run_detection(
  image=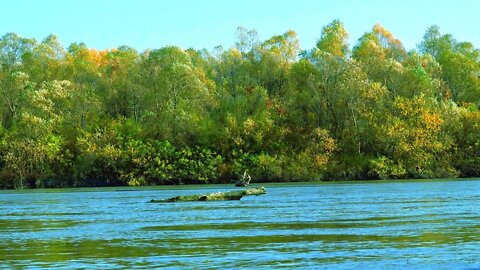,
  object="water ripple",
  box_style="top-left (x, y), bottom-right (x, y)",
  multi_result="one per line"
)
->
top-left (0, 179), bottom-right (479, 269)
